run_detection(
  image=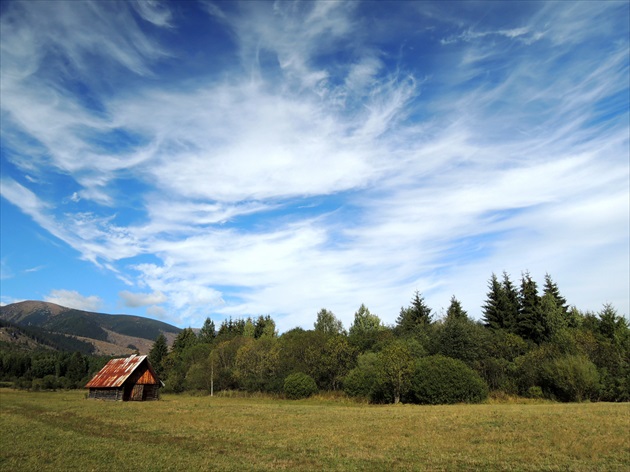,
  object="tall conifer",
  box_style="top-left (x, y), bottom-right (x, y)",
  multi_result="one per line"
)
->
top-left (516, 272), bottom-right (544, 343)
